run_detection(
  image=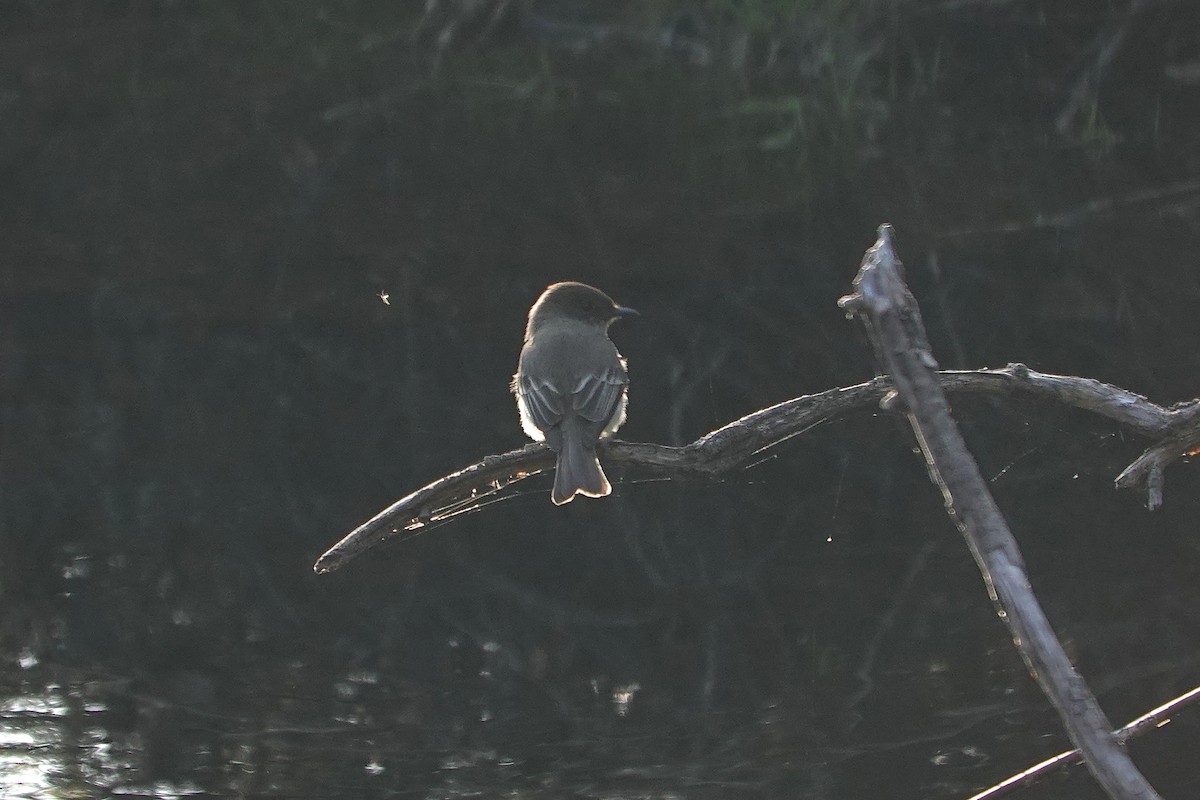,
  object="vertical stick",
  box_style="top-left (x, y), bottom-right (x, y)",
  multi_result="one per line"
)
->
top-left (839, 225), bottom-right (1160, 800)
